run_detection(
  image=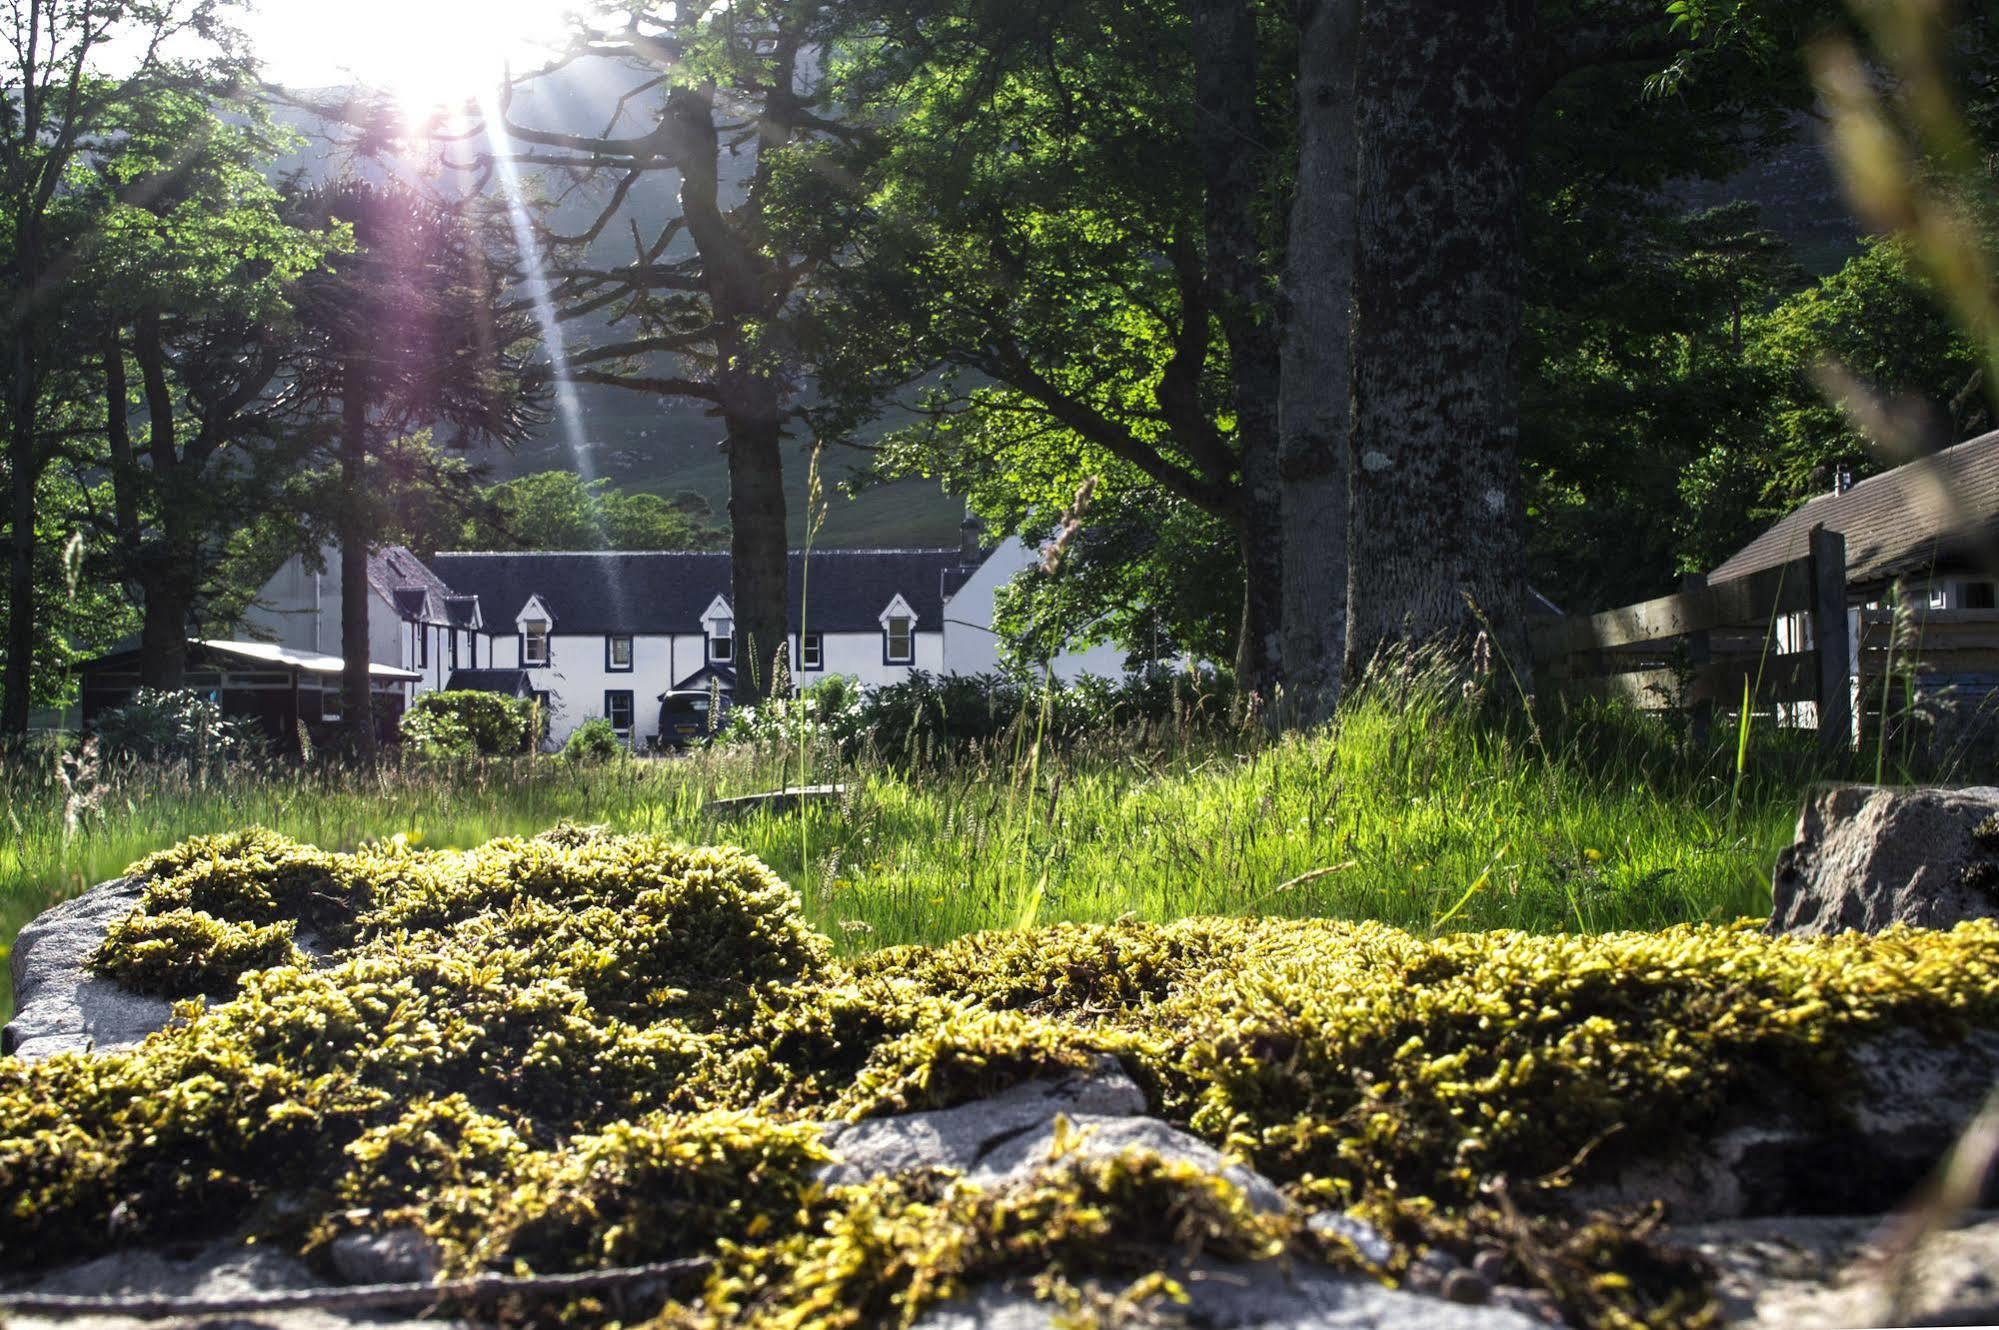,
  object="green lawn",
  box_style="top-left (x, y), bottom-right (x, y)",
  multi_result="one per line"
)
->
top-left (1, 688), bottom-right (1827, 1025)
